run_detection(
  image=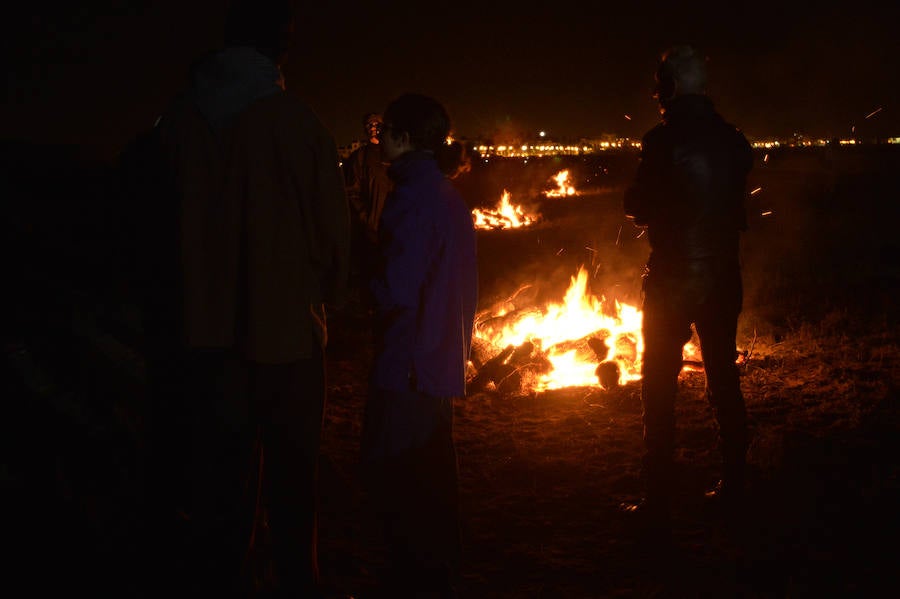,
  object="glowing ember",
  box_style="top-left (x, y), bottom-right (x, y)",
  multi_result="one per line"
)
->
top-left (472, 190), bottom-right (540, 230)
top-left (544, 169), bottom-right (577, 198)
